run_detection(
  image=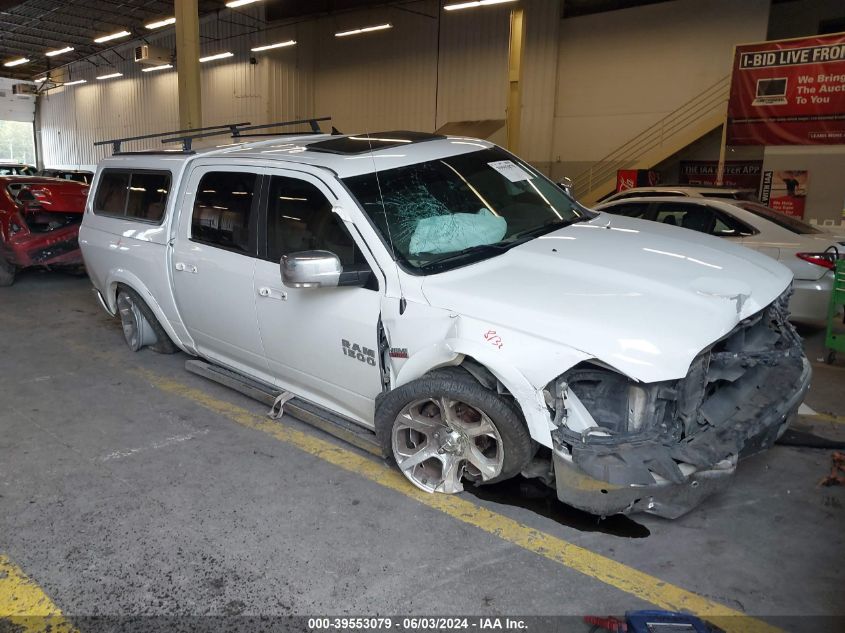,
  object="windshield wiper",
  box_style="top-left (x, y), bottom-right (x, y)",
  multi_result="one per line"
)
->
top-left (418, 243), bottom-right (509, 271)
top-left (418, 217), bottom-right (588, 272)
top-left (506, 216), bottom-right (587, 243)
